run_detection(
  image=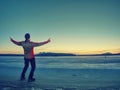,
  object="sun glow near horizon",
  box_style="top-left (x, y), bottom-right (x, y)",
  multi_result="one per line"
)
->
top-left (0, 45), bottom-right (120, 55)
